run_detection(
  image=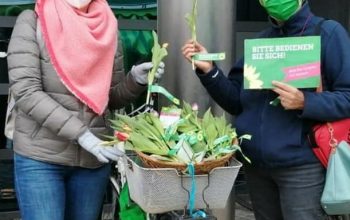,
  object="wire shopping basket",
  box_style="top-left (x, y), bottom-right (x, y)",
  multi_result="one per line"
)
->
top-left (123, 154), bottom-right (242, 214)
